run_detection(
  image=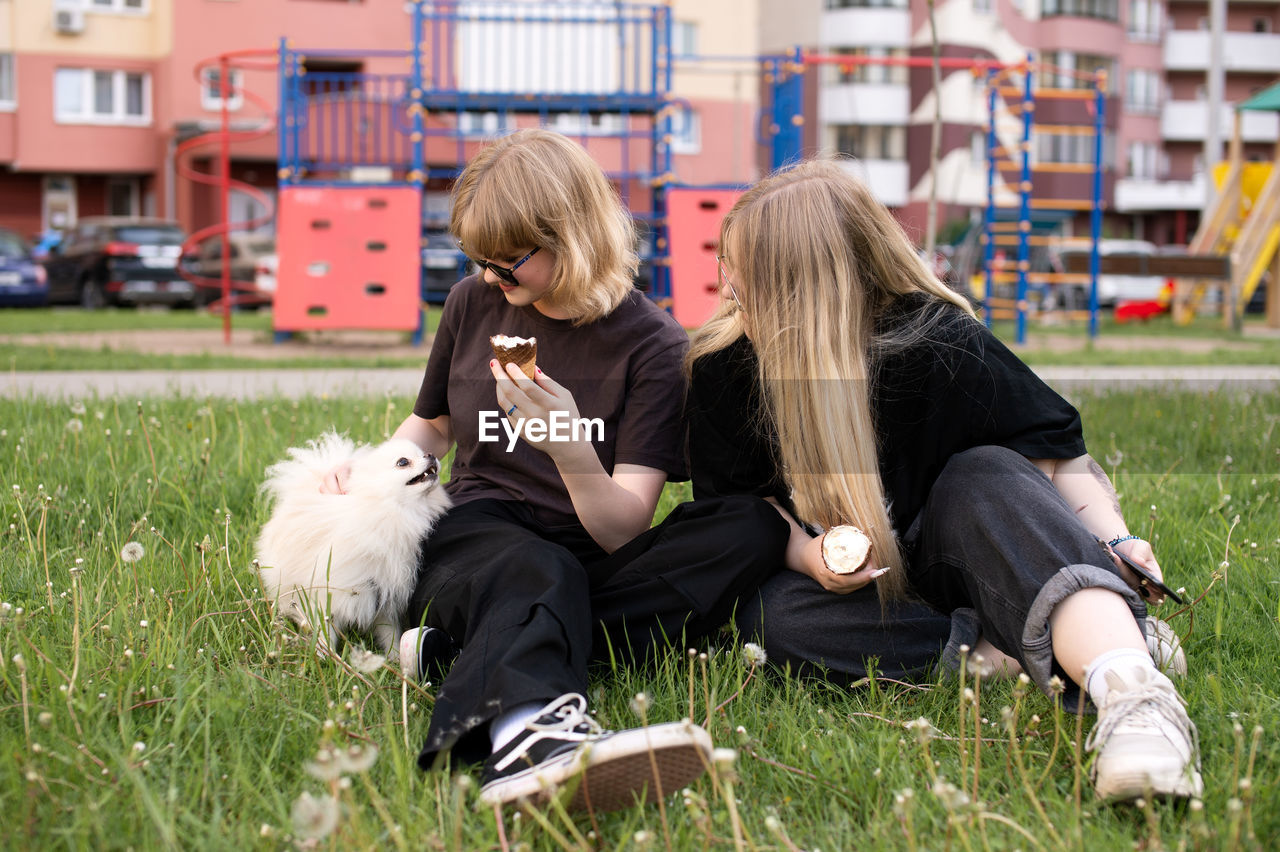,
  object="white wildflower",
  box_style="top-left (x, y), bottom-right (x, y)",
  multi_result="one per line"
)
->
top-left (70, 402), bottom-right (86, 416)
top-left (337, 744), bottom-right (379, 774)
top-left (121, 542), bottom-right (145, 563)
top-left (630, 692), bottom-right (651, 716)
top-left (304, 747), bottom-right (343, 782)
top-left (932, 777), bottom-right (971, 810)
top-left (65, 419), bottom-right (83, 434)
top-left (712, 748), bottom-right (738, 772)
top-left (290, 791), bottom-right (339, 839)
top-left (347, 647), bottom-right (385, 674)
top-left (742, 642), bottom-right (767, 667)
